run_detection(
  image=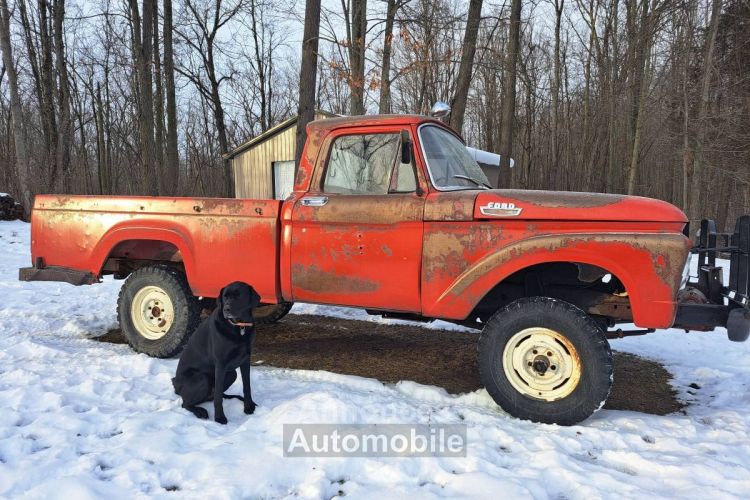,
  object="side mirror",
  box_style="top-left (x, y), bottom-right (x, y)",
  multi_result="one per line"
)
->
top-left (400, 129), bottom-right (412, 165)
top-left (430, 101), bottom-right (451, 118)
